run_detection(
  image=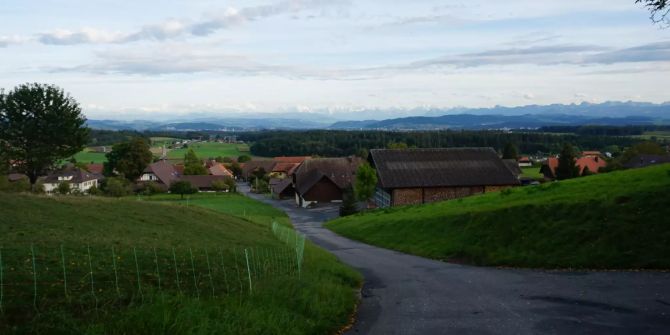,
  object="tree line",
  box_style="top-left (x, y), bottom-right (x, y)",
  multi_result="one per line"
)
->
top-left (241, 130), bottom-right (644, 158)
